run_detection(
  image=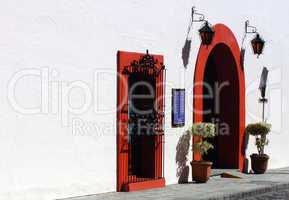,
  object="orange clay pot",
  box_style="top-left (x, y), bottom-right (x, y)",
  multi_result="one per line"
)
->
top-left (190, 161), bottom-right (212, 183)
